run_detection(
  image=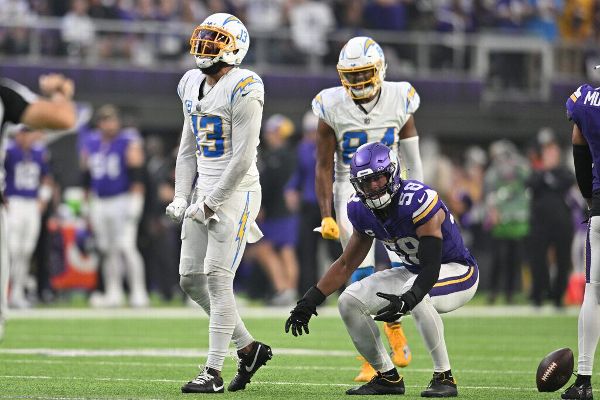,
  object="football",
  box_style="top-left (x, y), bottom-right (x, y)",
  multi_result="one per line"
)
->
top-left (536, 348), bottom-right (574, 392)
